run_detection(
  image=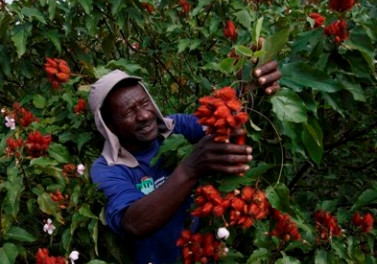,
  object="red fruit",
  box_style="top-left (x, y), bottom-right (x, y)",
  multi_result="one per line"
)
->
top-left (308, 12), bottom-right (326, 28)
top-left (46, 58), bottom-right (58, 68)
top-left (58, 64), bottom-right (71, 74)
top-left (223, 20), bottom-right (238, 41)
top-left (201, 202), bottom-right (214, 216)
top-left (45, 67), bottom-right (58, 75)
top-left (235, 134), bottom-right (246, 145)
top-left (226, 99), bottom-right (242, 111)
top-left (212, 205), bottom-right (225, 216)
top-left (55, 72), bottom-right (69, 82)
top-left (231, 197), bottom-right (245, 211)
top-left (329, 0), bottom-right (355, 12)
